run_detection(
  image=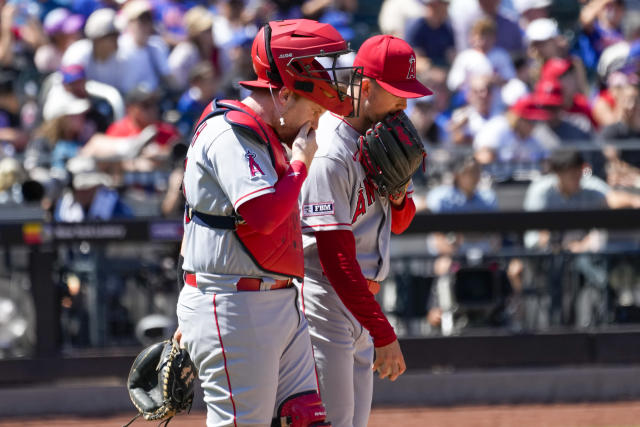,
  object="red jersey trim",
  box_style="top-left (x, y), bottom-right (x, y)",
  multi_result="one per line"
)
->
top-left (330, 112), bottom-right (359, 132)
top-left (213, 294), bottom-right (238, 426)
